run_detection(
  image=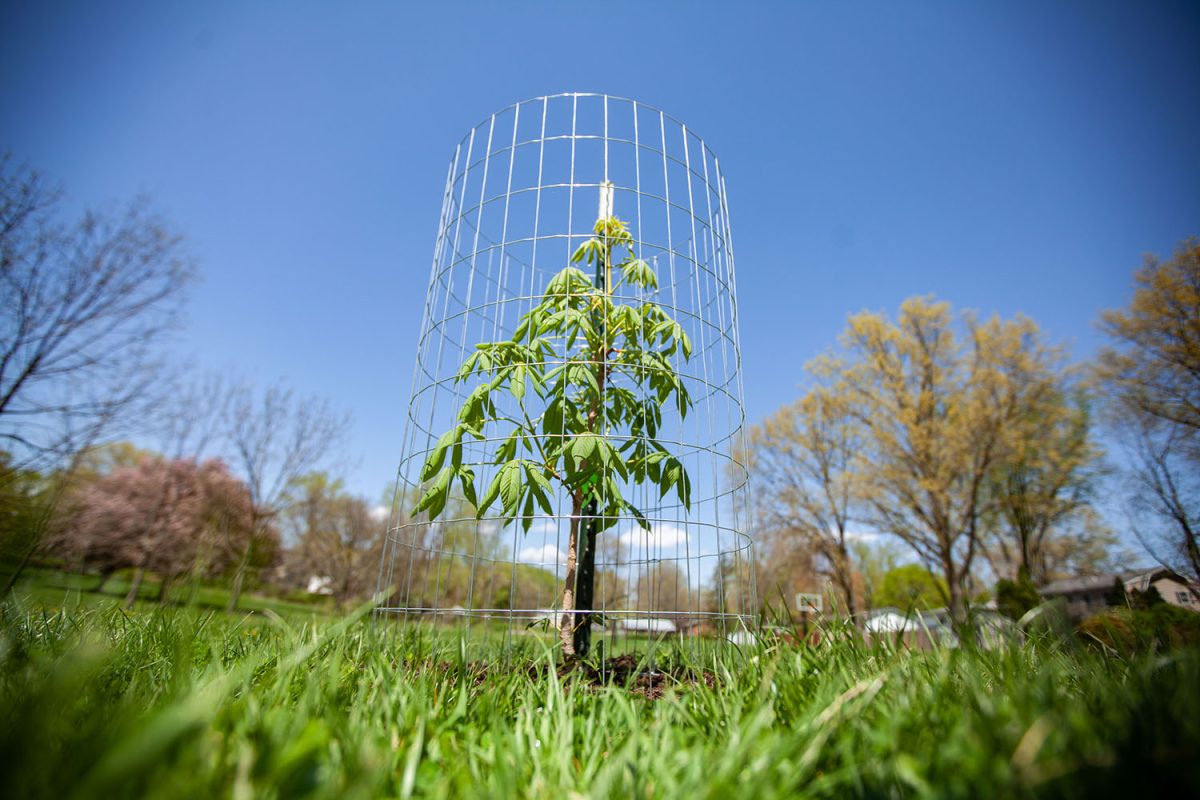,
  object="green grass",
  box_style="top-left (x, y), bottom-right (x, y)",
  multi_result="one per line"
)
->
top-left (9, 565), bottom-right (335, 620)
top-left (1, 600), bottom-right (1197, 798)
